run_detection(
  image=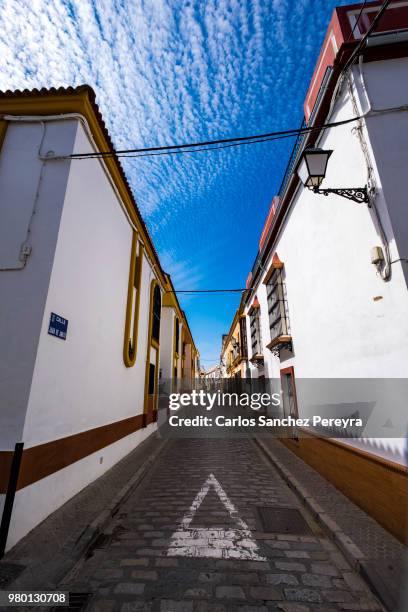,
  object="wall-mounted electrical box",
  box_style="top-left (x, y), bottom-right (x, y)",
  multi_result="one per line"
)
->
top-left (371, 246), bottom-right (384, 265)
